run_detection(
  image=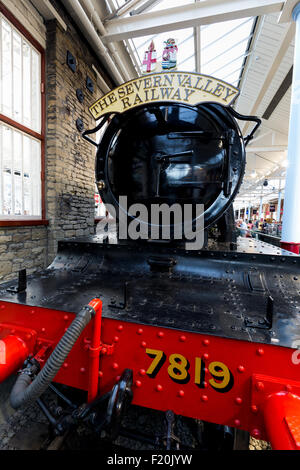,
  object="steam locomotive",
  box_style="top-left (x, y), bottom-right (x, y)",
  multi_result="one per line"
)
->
top-left (0, 71), bottom-right (300, 450)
